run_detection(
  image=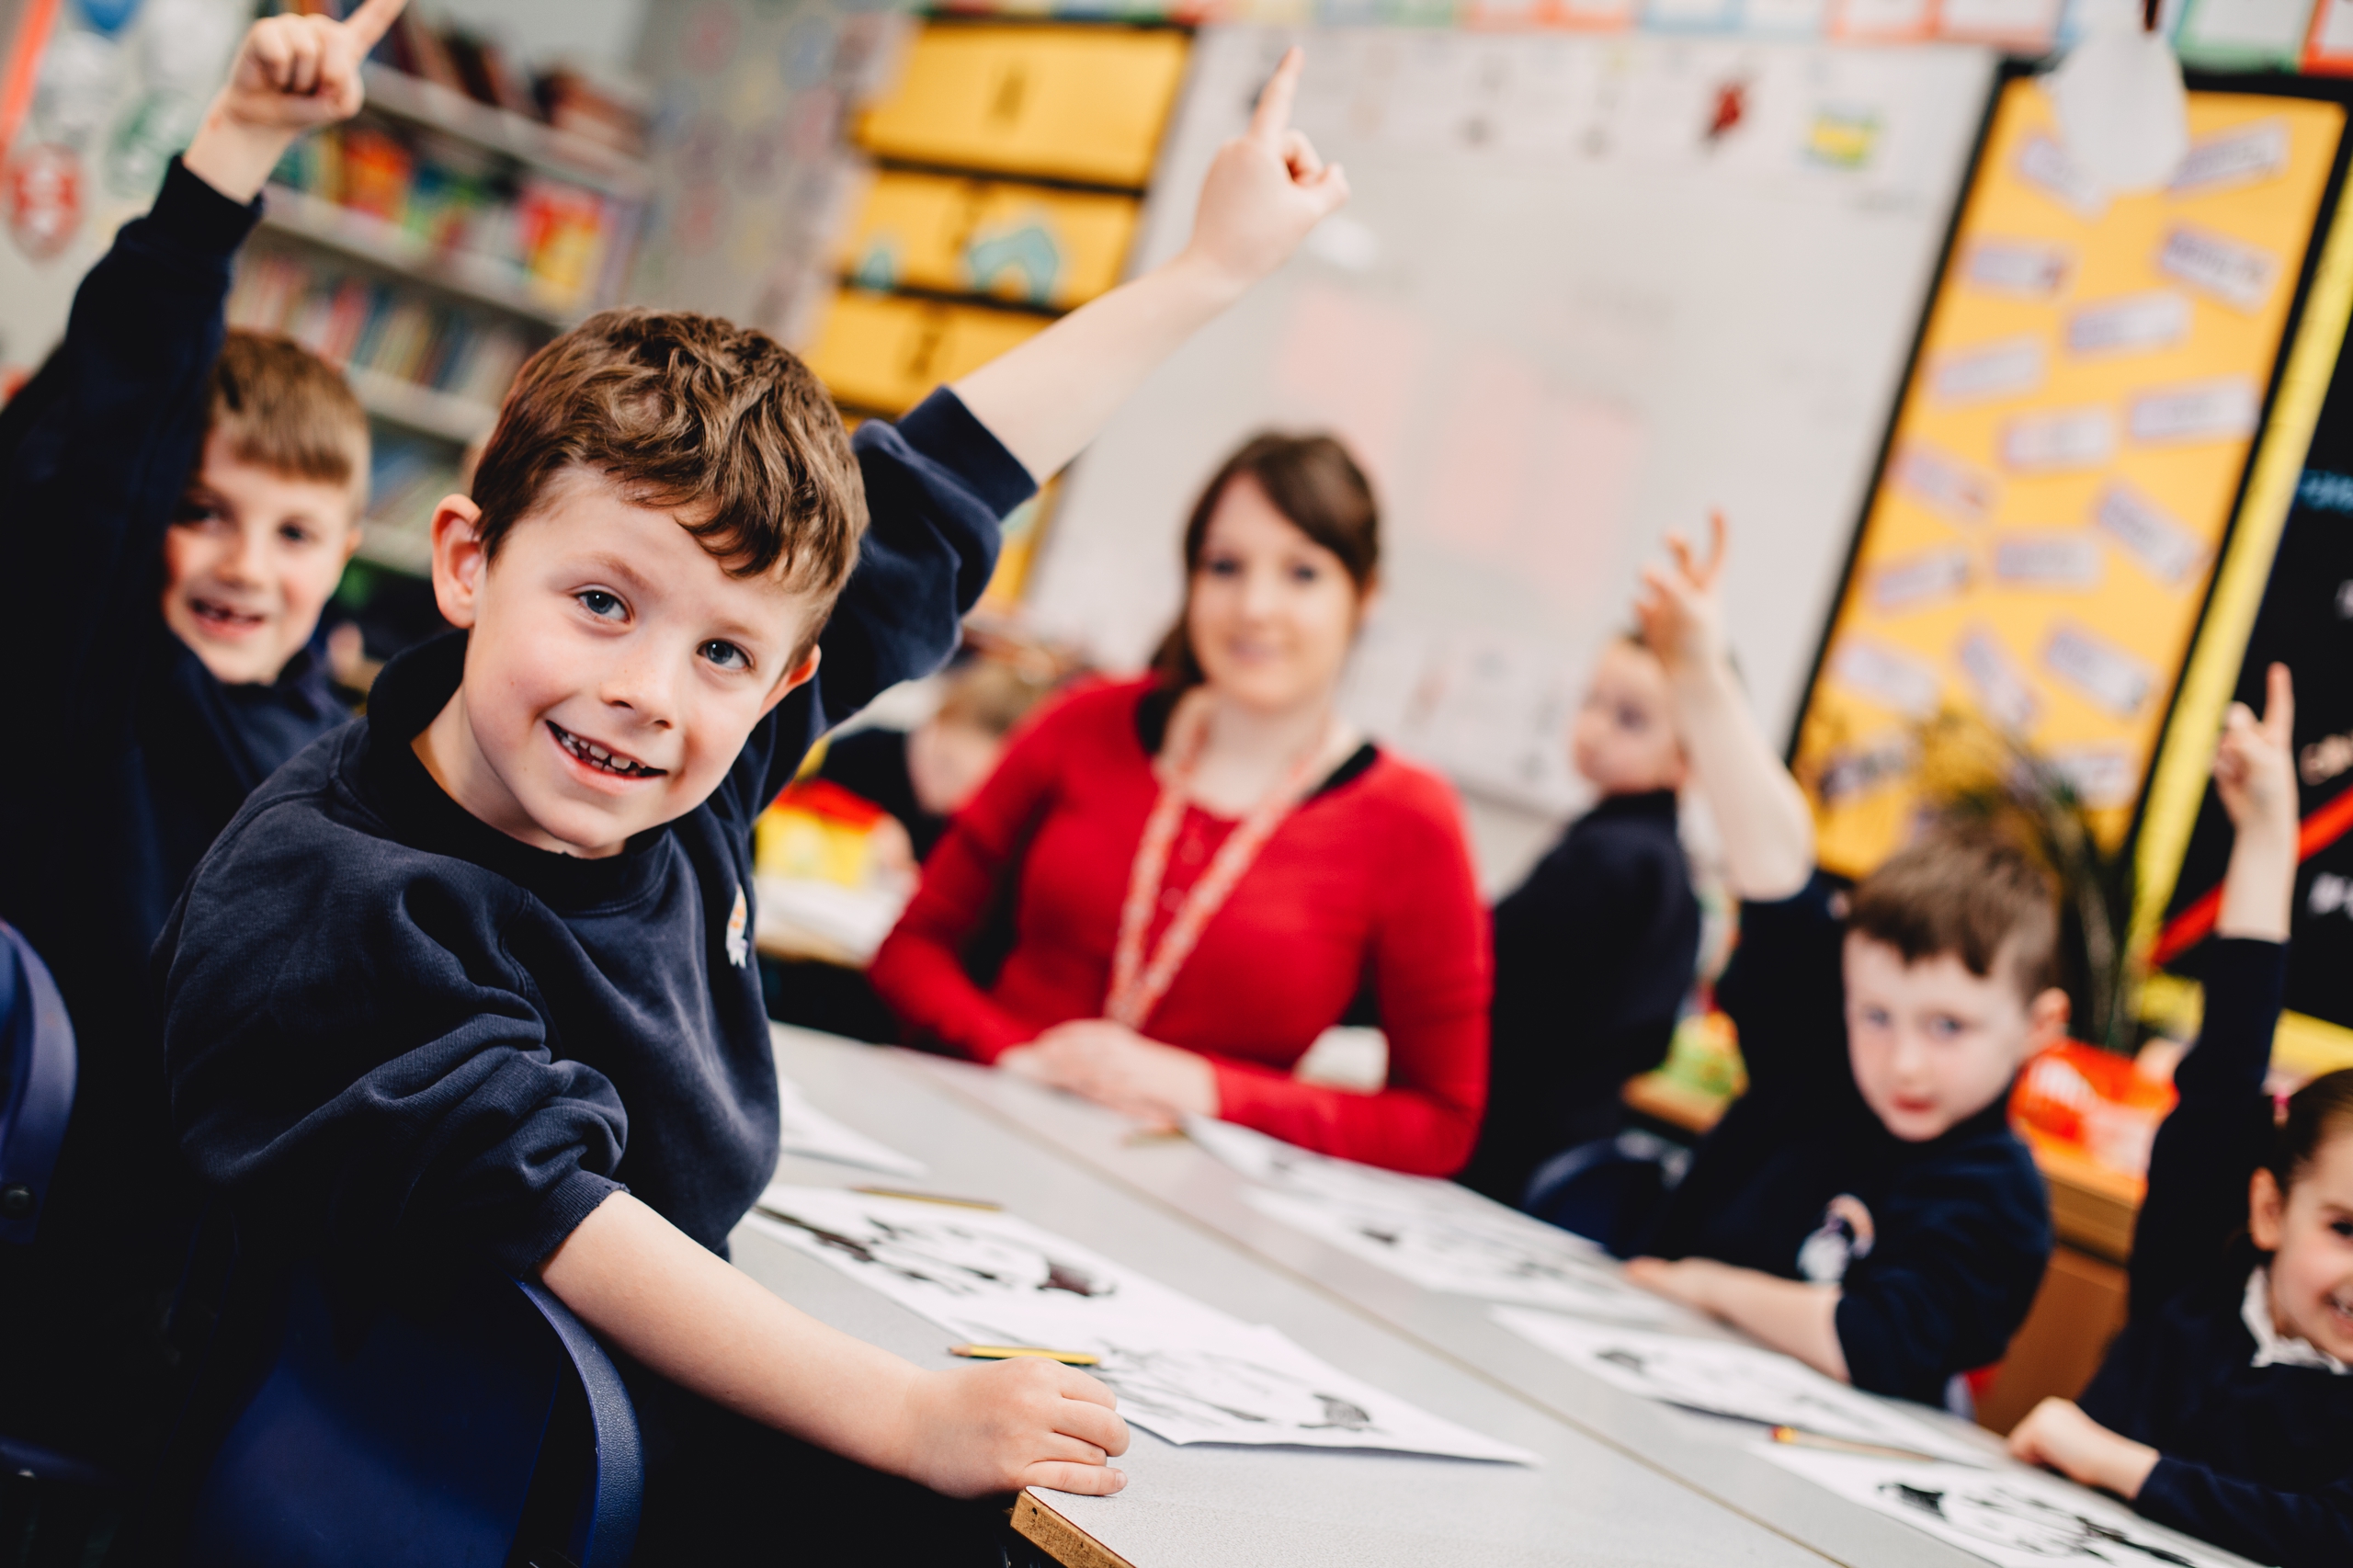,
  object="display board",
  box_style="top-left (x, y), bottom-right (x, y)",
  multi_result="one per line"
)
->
top-left (1025, 27), bottom-right (1996, 812)
top-left (1791, 74), bottom-right (2350, 878)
